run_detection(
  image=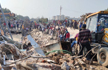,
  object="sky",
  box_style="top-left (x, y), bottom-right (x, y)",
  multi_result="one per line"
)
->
top-left (0, 0), bottom-right (108, 19)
